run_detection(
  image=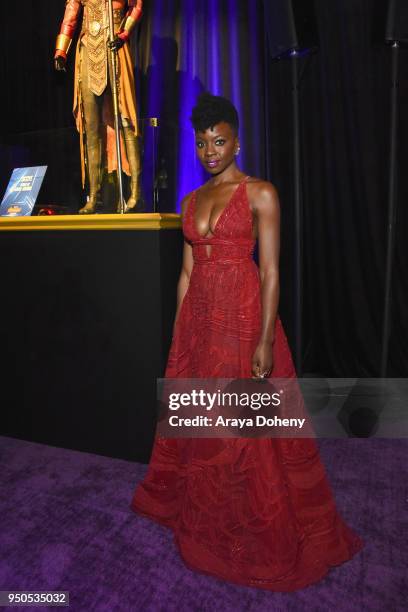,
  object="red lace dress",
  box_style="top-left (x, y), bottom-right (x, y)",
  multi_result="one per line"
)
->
top-left (131, 177), bottom-right (363, 591)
